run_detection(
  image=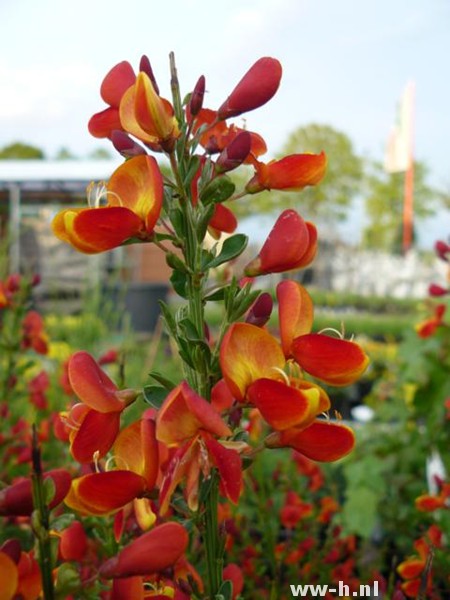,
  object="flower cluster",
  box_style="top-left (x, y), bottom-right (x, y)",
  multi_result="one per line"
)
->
top-left (2, 55), bottom-right (370, 598)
